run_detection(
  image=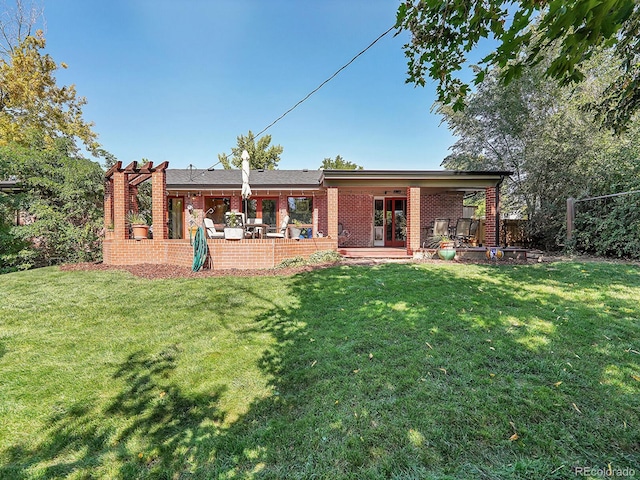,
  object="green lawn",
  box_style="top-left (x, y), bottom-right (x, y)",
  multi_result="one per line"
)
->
top-left (0, 261), bottom-right (639, 479)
